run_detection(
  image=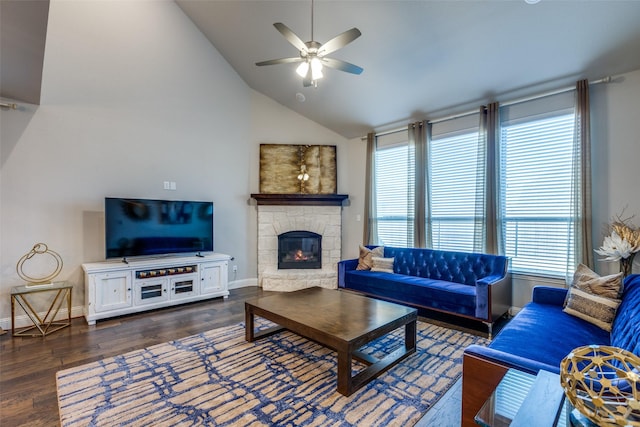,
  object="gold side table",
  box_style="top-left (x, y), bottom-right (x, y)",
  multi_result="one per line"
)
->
top-left (11, 282), bottom-right (72, 337)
